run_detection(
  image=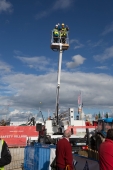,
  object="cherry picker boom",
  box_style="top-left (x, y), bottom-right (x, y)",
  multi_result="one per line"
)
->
top-left (35, 27), bottom-right (97, 154)
top-left (51, 29), bottom-right (69, 125)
